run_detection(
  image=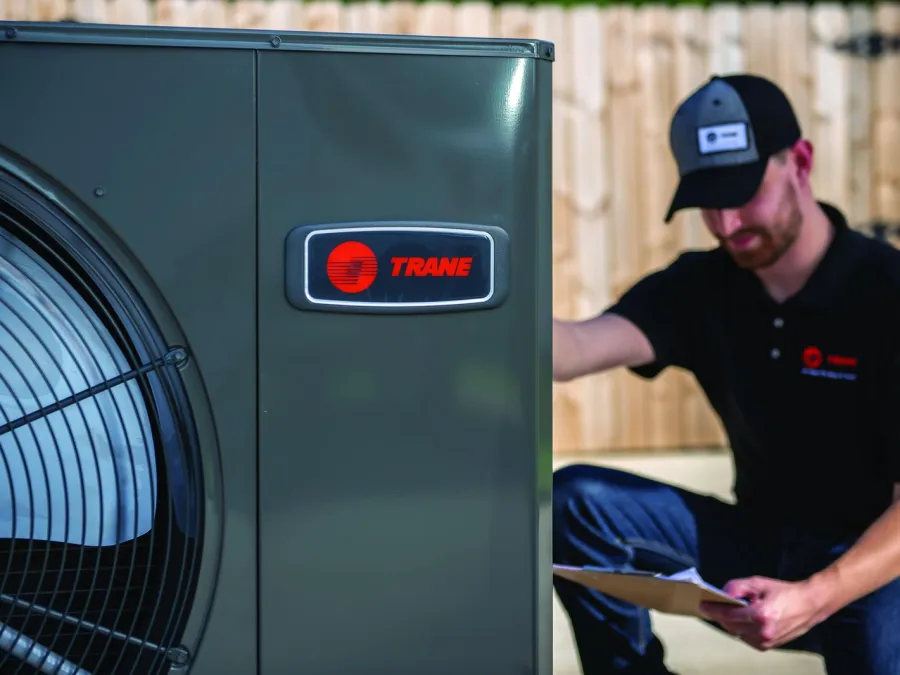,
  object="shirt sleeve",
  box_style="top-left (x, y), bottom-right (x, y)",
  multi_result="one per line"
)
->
top-left (602, 252), bottom-right (702, 380)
